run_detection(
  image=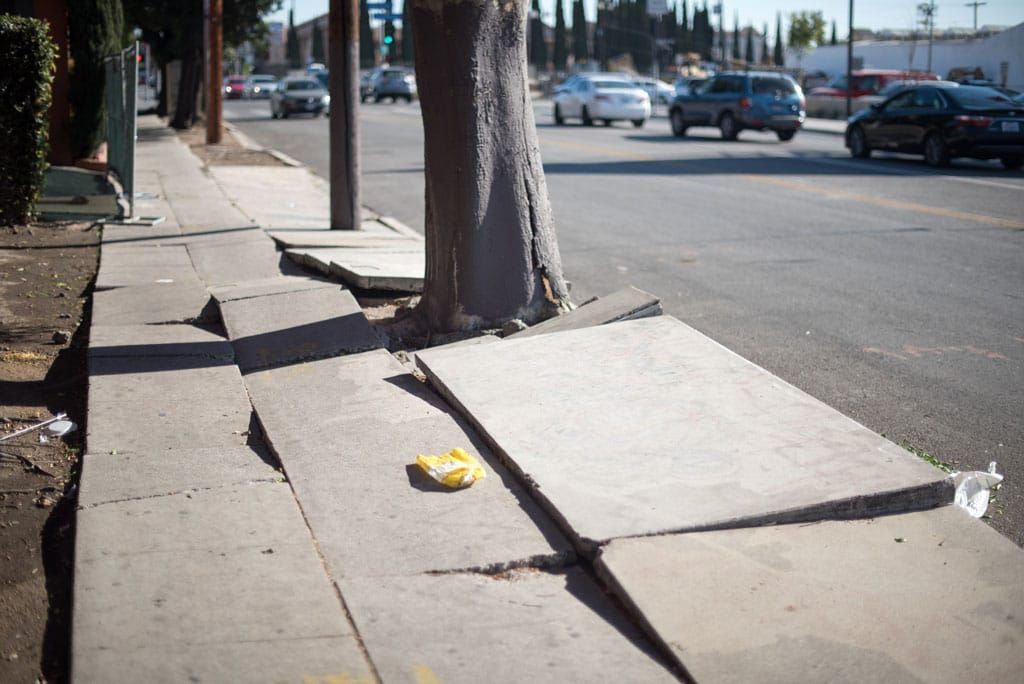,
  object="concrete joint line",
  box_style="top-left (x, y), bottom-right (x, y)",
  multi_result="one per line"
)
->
top-left (267, 149), bottom-right (303, 167)
top-left (76, 477), bottom-right (285, 511)
top-left (422, 550), bottom-right (578, 578)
